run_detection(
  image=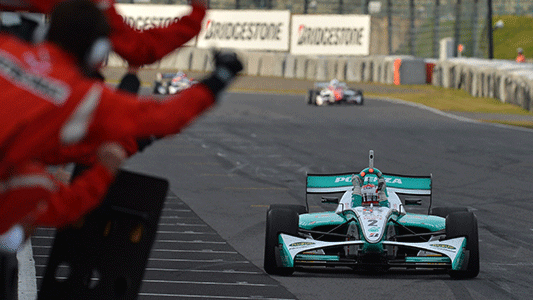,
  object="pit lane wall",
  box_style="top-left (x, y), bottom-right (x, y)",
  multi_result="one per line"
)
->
top-left (110, 5), bottom-right (533, 112)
